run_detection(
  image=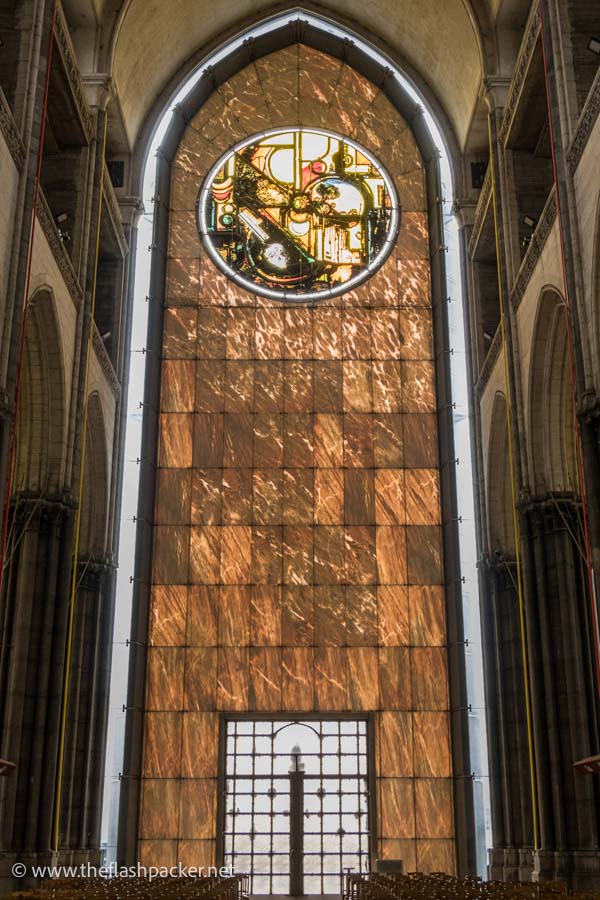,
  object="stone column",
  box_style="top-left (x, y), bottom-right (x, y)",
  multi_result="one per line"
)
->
top-left (0, 496), bottom-right (75, 887)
